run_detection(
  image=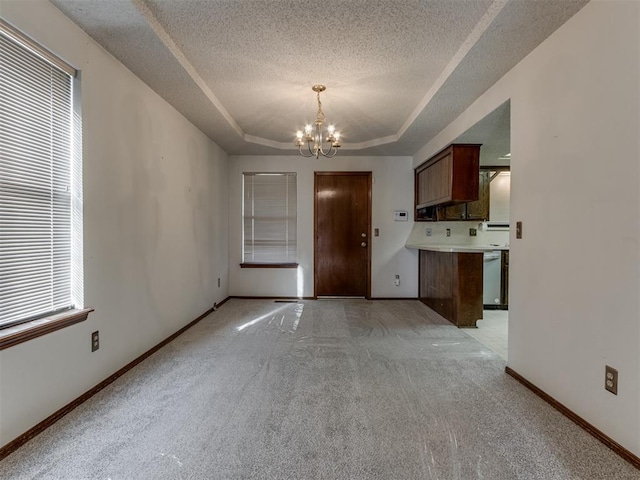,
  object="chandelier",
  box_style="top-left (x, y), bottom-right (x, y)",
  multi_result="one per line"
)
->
top-left (295, 85), bottom-right (341, 158)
